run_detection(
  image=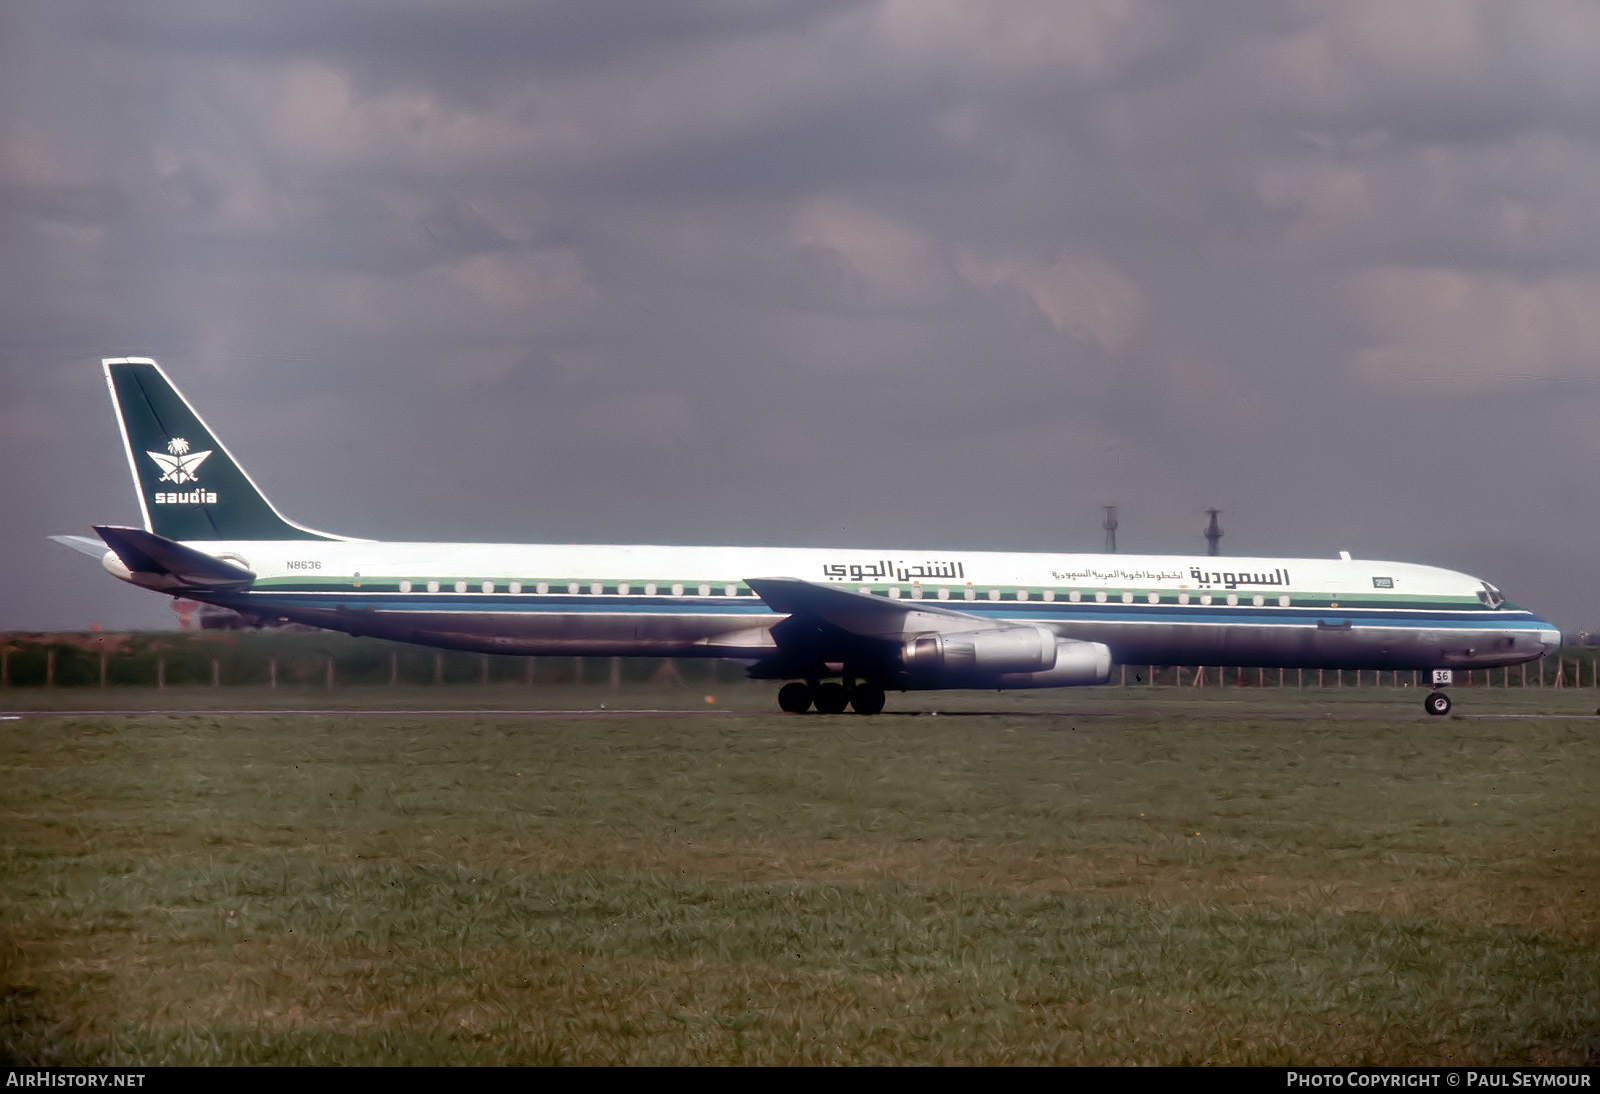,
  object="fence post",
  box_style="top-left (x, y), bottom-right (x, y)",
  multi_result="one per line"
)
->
top-left (390, 651), bottom-right (399, 687)
top-left (46, 648), bottom-right (54, 689)
top-left (326, 657), bottom-right (335, 689)
top-left (1, 646), bottom-right (7, 688)
top-left (1148, 665), bottom-right (1154, 687)
top-left (610, 656), bottom-right (622, 690)
top-left (525, 657), bottom-right (535, 686)
top-left (211, 658), bottom-right (220, 687)
top-left (269, 656), bottom-right (277, 689)
top-left (100, 651), bottom-right (107, 689)
top-left (157, 659), bottom-right (166, 689)
top-left (435, 651), bottom-right (443, 686)
top-left (480, 653), bottom-right (490, 686)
